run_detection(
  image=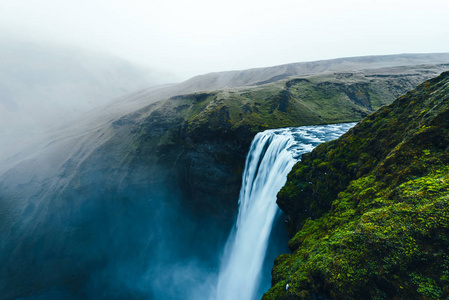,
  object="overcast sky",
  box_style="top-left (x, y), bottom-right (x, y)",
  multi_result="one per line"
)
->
top-left (1, 0), bottom-right (448, 80)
